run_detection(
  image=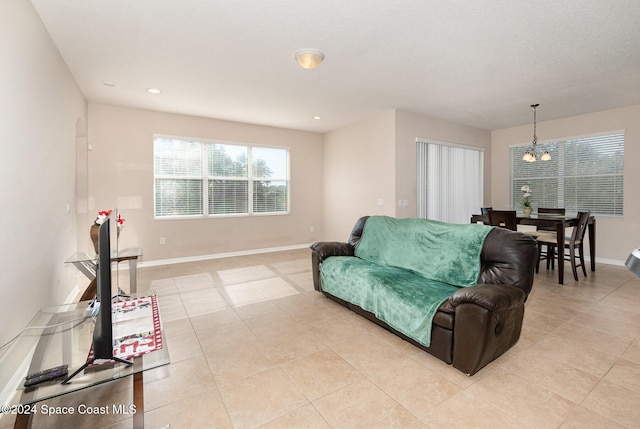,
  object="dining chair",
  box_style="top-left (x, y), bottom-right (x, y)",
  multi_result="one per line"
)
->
top-left (488, 210), bottom-right (517, 231)
top-left (526, 207), bottom-right (566, 268)
top-left (536, 211), bottom-right (590, 281)
top-left (526, 207), bottom-right (566, 237)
